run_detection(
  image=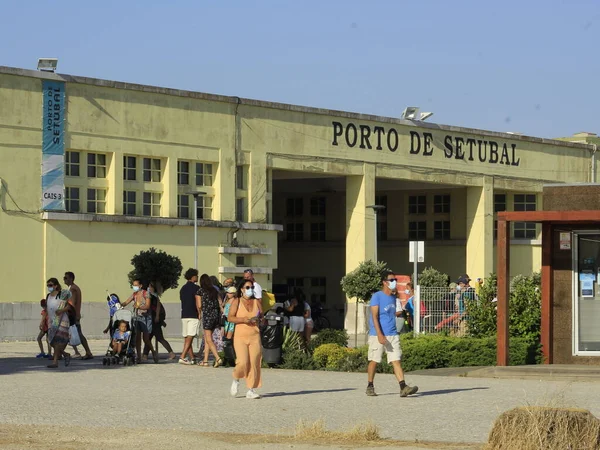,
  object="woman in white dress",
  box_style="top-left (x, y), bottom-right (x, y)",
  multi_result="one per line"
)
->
top-left (45, 277), bottom-right (74, 368)
top-left (284, 291), bottom-right (309, 337)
